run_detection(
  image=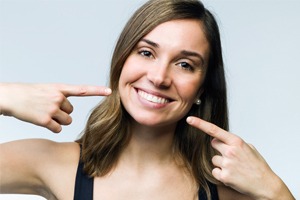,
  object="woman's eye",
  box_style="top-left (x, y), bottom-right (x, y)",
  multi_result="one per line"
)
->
top-left (178, 62), bottom-right (194, 71)
top-left (139, 50), bottom-right (153, 58)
